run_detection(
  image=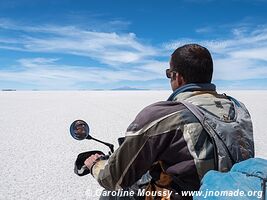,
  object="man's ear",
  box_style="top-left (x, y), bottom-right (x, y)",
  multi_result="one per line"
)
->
top-left (177, 73), bottom-right (185, 86)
